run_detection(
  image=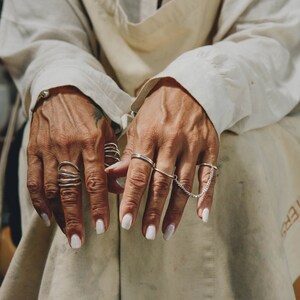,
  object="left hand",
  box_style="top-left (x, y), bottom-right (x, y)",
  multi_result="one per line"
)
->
top-left (106, 78), bottom-right (219, 240)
